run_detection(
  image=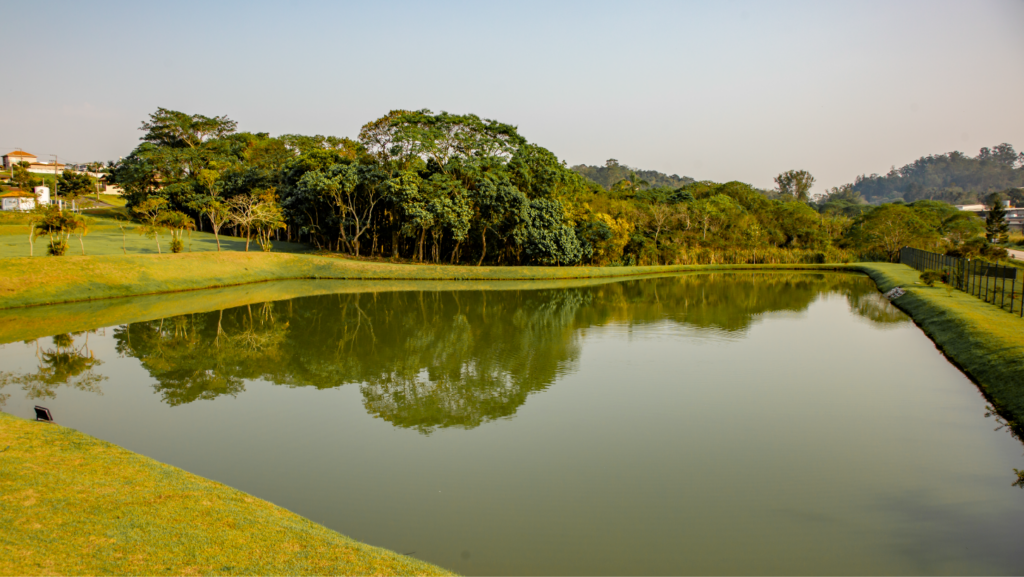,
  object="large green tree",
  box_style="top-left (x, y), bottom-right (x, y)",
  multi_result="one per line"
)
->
top-left (774, 170), bottom-right (816, 202)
